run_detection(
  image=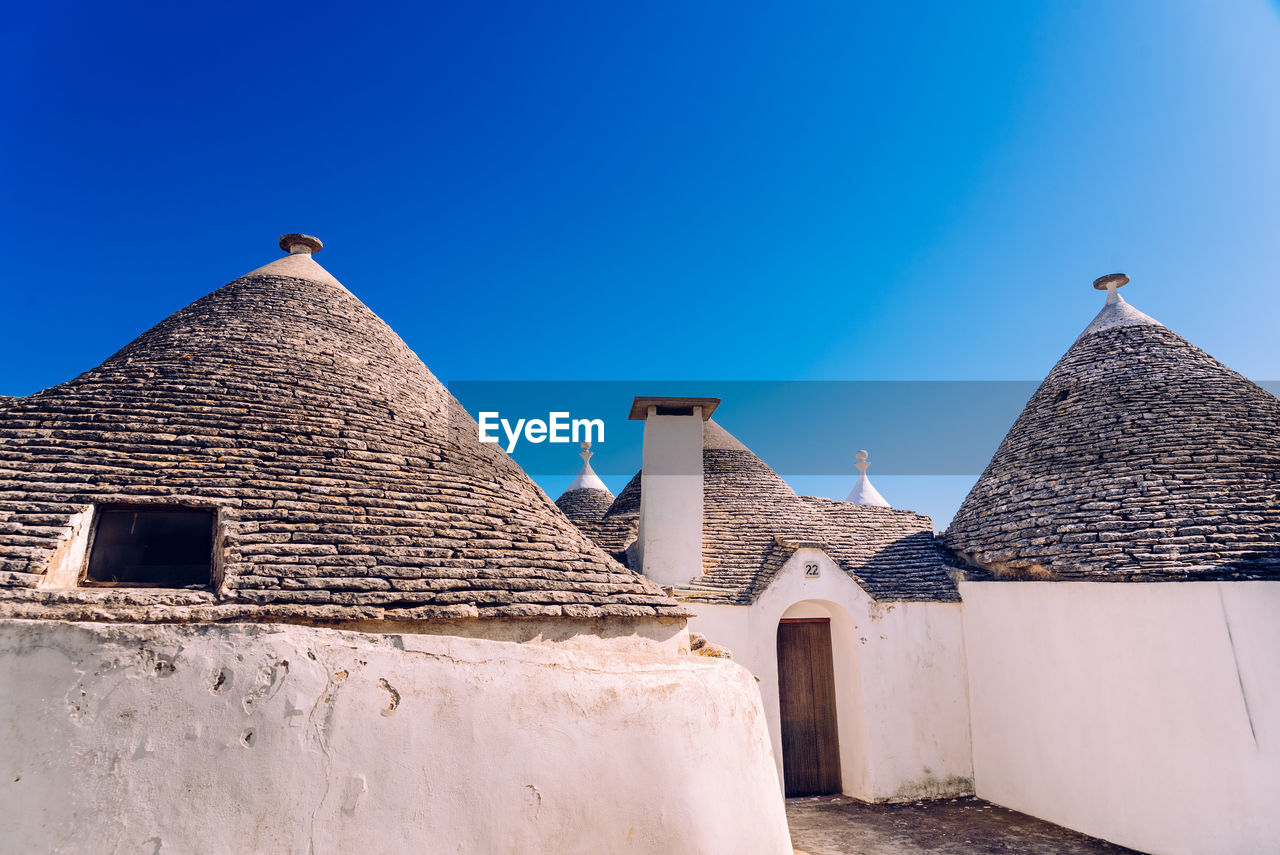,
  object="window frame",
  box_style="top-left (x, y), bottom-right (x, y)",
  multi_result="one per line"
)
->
top-left (79, 502), bottom-right (220, 590)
